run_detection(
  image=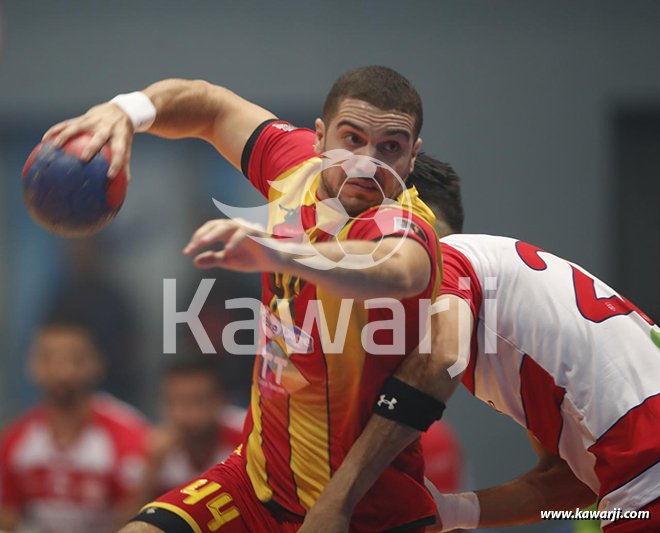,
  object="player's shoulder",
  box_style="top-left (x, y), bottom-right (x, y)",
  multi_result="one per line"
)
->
top-left (440, 233), bottom-right (519, 251)
top-left (0, 405), bottom-right (46, 451)
top-left (91, 393), bottom-right (149, 438)
top-left (441, 234), bottom-right (528, 270)
top-left (344, 200), bottom-right (437, 247)
top-left (242, 119), bottom-right (318, 196)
